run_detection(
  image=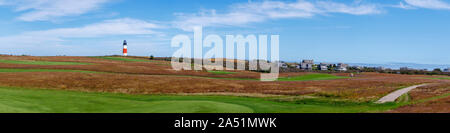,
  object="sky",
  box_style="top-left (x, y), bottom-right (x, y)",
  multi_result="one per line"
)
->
top-left (0, 0), bottom-right (449, 65)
